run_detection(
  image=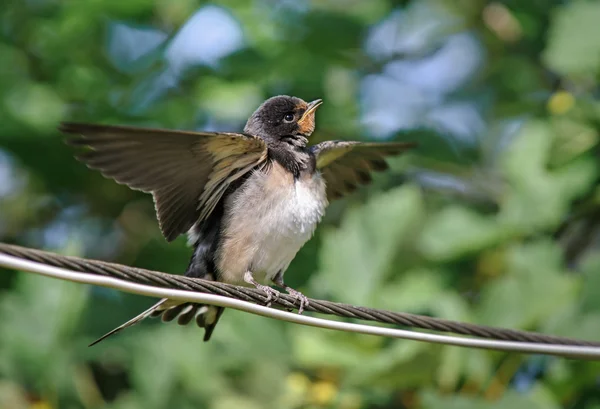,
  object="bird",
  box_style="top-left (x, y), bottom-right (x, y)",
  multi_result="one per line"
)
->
top-left (60, 95), bottom-right (417, 346)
